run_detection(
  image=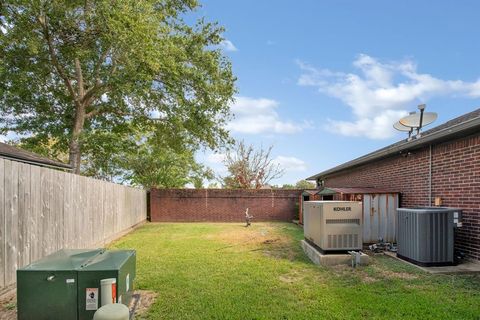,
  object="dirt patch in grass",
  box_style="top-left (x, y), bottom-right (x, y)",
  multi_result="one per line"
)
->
top-left (327, 262), bottom-right (417, 284)
top-left (261, 238), bottom-right (297, 261)
top-left (370, 265), bottom-right (419, 280)
top-left (279, 270), bottom-right (304, 284)
top-left (131, 290), bottom-right (157, 318)
top-left (361, 276), bottom-right (378, 283)
top-left (212, 226), bottom-right (284, 245)
top-left (0, 290), bottom-right (16, 320)
top-left (329, 264), bottom-right (366, 281)
top-left (329, 264), bottom-right (352, 275)
top-left (209, 224), bottom-right (299, 260)
top-left (208, 225), bottom-right (277, 245)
